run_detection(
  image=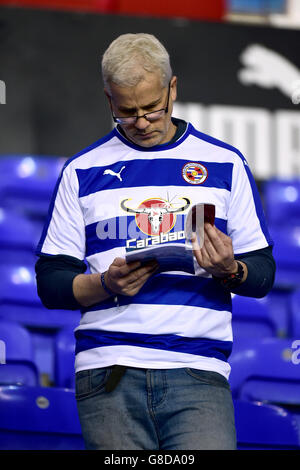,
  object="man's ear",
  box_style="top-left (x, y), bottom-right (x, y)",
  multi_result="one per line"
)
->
top-left (170, 76), bottom-right (177, 102)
